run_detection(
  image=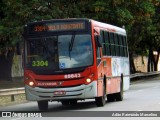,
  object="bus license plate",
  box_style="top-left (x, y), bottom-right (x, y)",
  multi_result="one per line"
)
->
top-left (53, 90), bottom-right (66, 96)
